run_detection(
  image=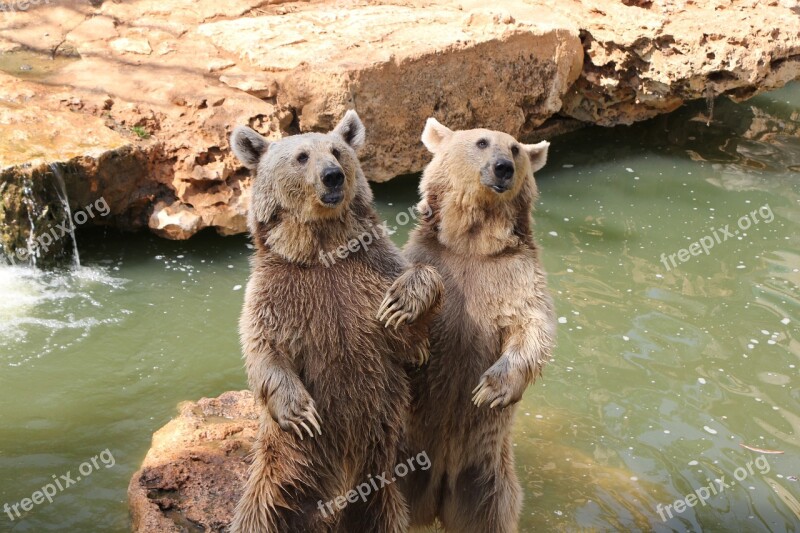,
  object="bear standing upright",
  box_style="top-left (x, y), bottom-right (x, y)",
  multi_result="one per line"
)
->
top-left (397, 118), bottom-right (556, 533)
top-left (229, 111), bottom-right (442, 533)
